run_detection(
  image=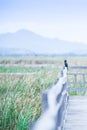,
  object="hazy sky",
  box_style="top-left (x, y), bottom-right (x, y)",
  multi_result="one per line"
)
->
top-left (0, 0), bottom-right (87, 44)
